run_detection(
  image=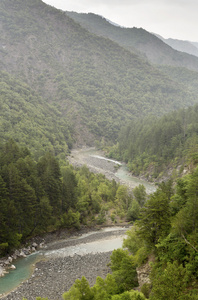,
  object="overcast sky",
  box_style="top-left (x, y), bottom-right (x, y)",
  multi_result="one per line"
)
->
top-left (43, 0), bottom-right (197, 42)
